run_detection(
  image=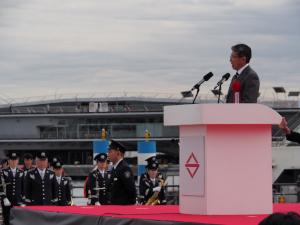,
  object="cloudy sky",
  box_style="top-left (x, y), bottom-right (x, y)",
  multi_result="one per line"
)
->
top-left (0, 0), bottom-right (299, 101)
